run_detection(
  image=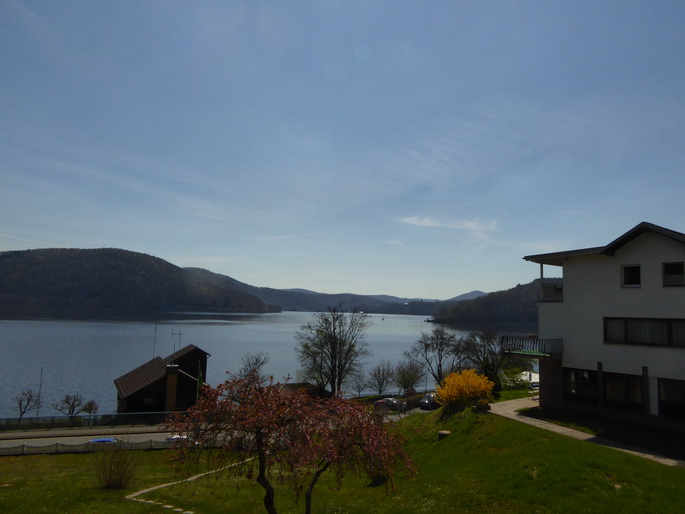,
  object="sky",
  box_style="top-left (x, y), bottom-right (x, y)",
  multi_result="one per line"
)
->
top-left (3, 1), bottom-right (685, 300)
